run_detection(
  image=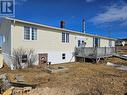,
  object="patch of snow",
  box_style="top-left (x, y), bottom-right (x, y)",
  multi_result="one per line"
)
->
top-left (106, 62), bottom-right (120, 67)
